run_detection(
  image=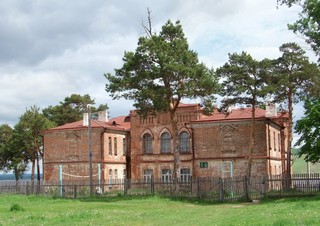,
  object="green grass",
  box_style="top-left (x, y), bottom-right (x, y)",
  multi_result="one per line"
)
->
top-left (293, 154), bottom-right (320, 174)
top-left (1, 195), bottom-right (320, 225)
